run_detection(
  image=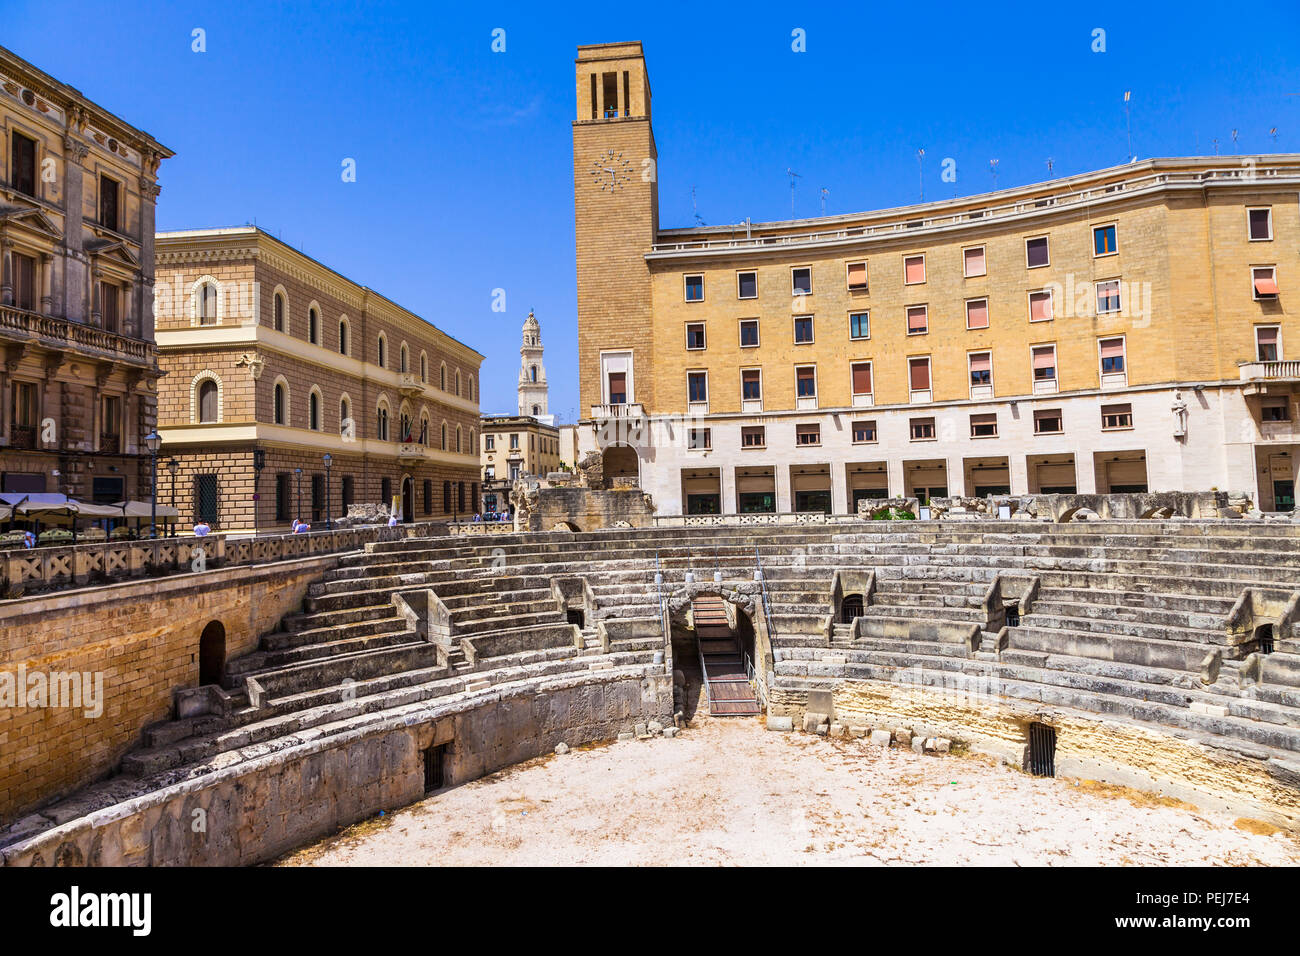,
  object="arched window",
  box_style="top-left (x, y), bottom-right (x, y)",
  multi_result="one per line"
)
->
top-left (273, 291), bottom-right (286, 332)
top-left (273, 380), bottom-right (287, 425)
top-left (455, 370), bottom-right (462, 397)
top-left (532, 404), bottom-right (540, 416)
top-left (308, 307), bottom-right (320, 345)
top-left (455, 425), bottom-right (462, 454)
top-left (377, 334), bottom-right (387, 368)
top-left (198, 379), bottom-right (219, 423)
top-left (419, 413), bottom-right (429, 445)
top-left (439, 363), bottom-right (447, 391)
top-left (440, 422), bottom-right (447, 451)
top-left (338, 318), bottom-right (349, 356)
top-left (308, 388), bottom-right (321, 431)
top-left (420, 352), bottom-right (428, 383)
top-left (400, 344), bottom-right (409, 373)
top-left (377, 403), bottom-right (389, 441)
top-left (530, 365), bottom-right (538, 383)
top-left (339, 396), bottom-right (351, 437)
top-left (400, 409), bottom-right (412, 442)
top-left (197, 281), bottom-right (218, 326)
top-left (469, 374), bottom-right (476, 402)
